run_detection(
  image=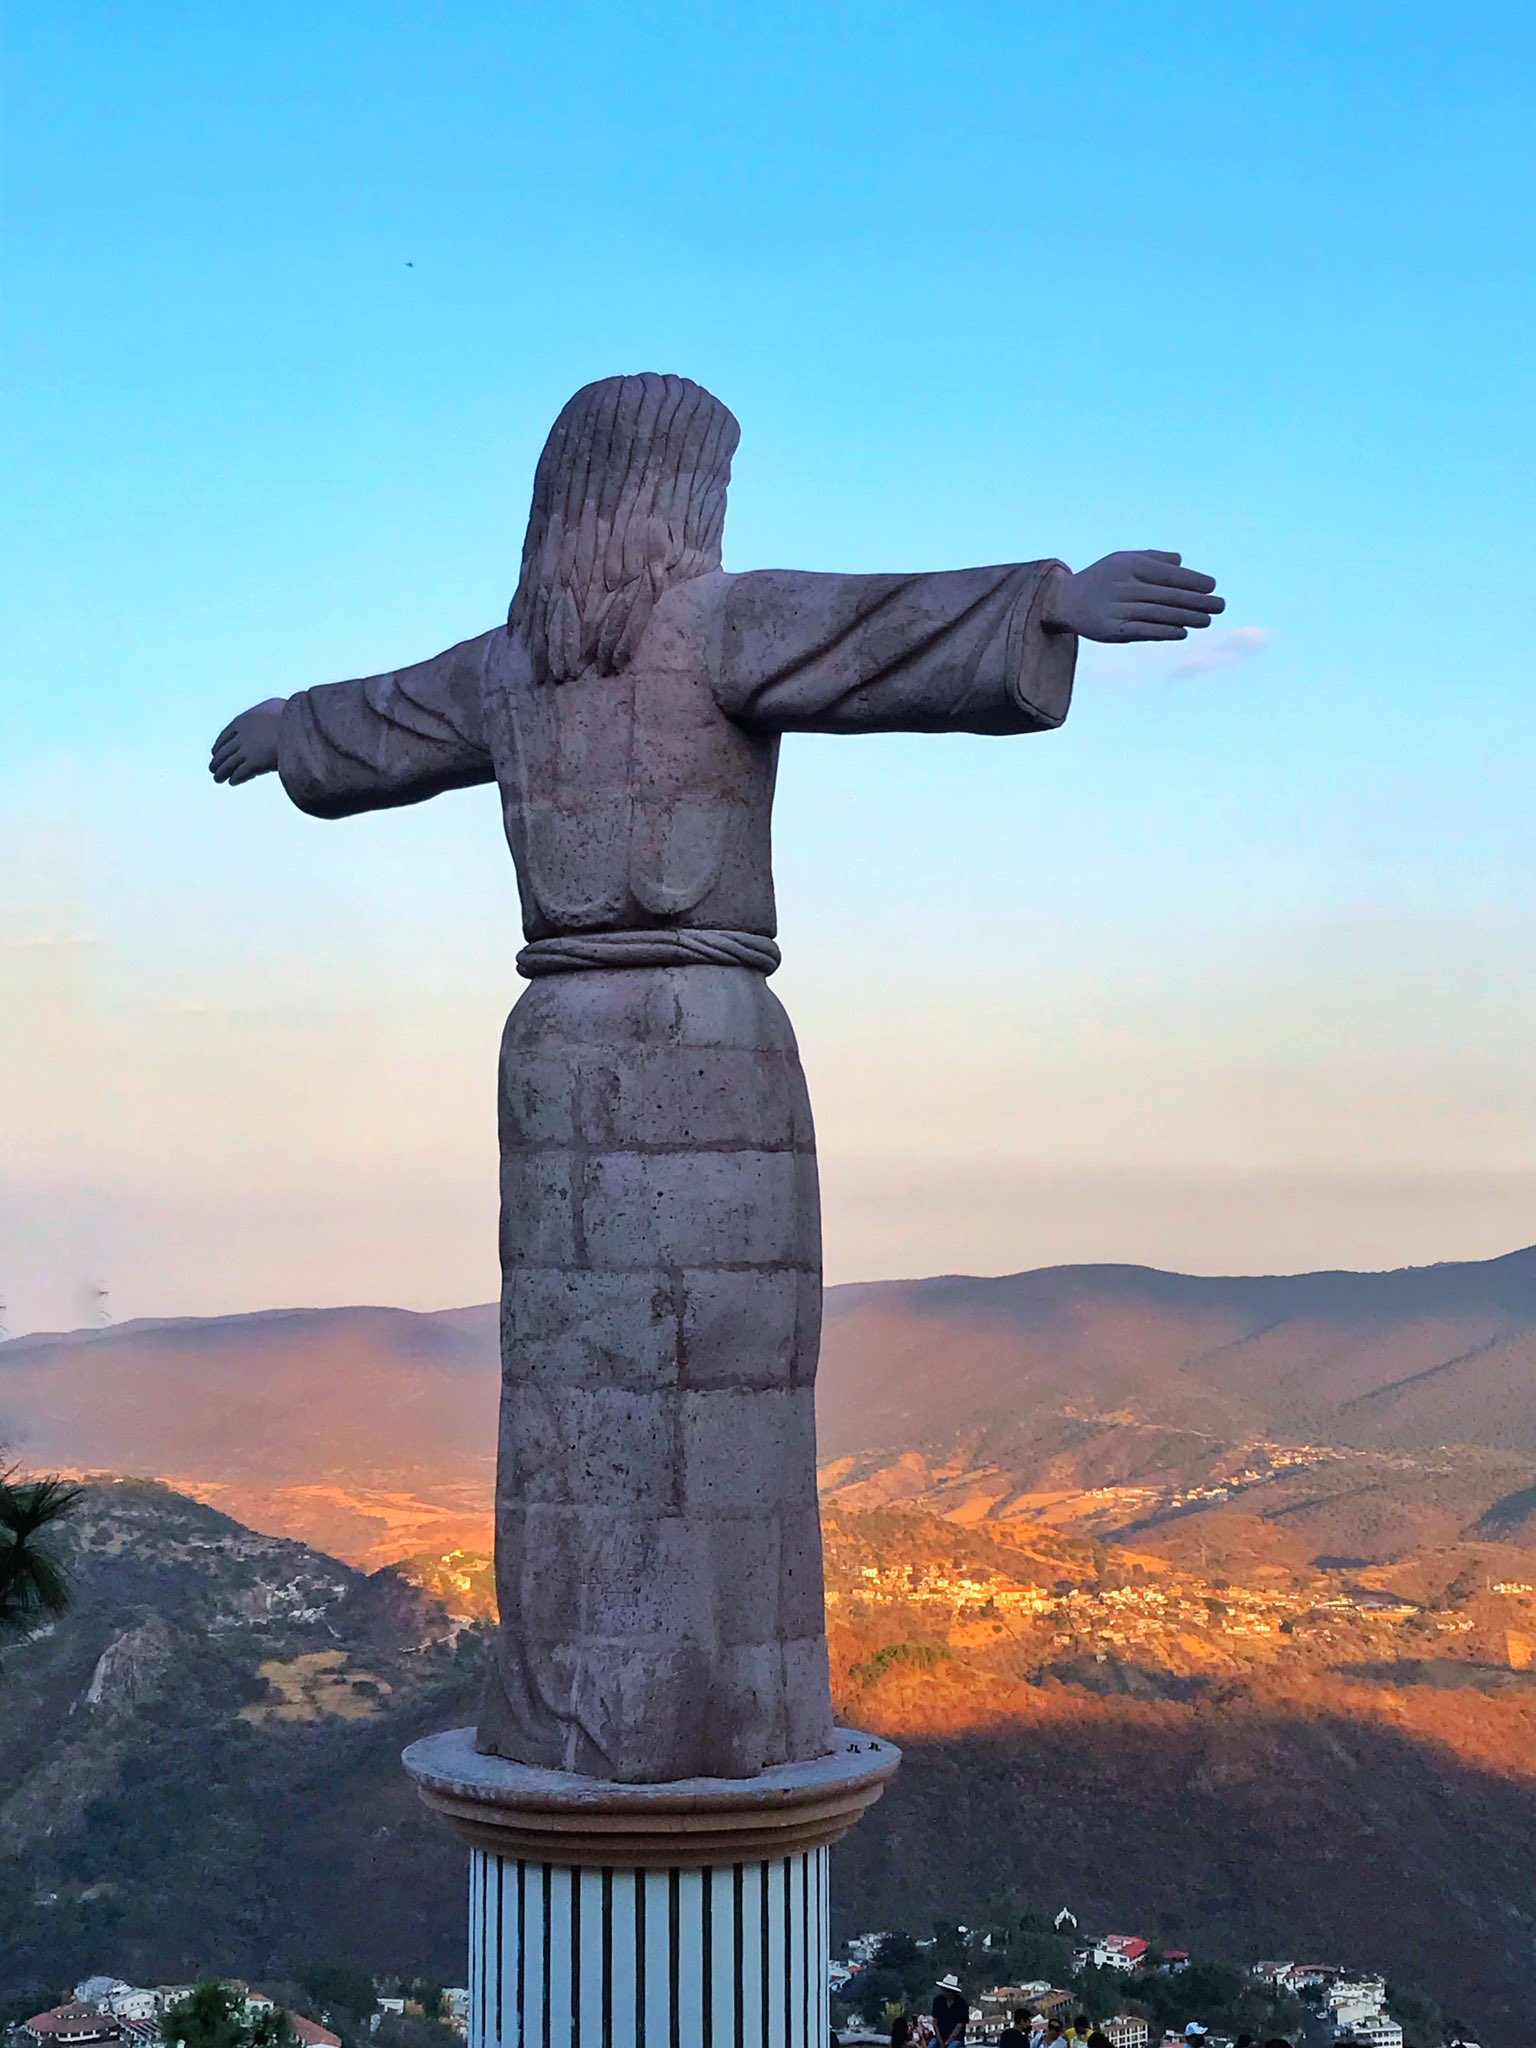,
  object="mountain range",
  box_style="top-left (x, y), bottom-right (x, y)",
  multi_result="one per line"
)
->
top-left (7, 1246), bottom-right (1536, 1566)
